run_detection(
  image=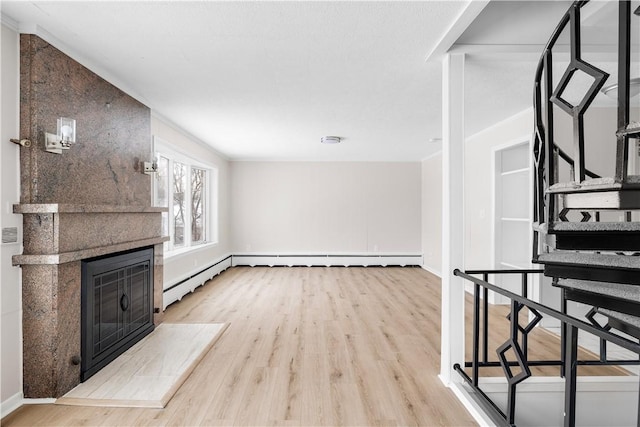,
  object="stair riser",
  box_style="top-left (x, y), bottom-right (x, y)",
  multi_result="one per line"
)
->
top-left (561, 191), bottom-right (640, 210)
top-left (608, 317), bottom-right (640, 338)
top-left (544, 264), bottom-right (640, 285)
top-left (559, 287), bottom-right (640, 318)
top-left (554, 232), bottom-right (640, 251)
